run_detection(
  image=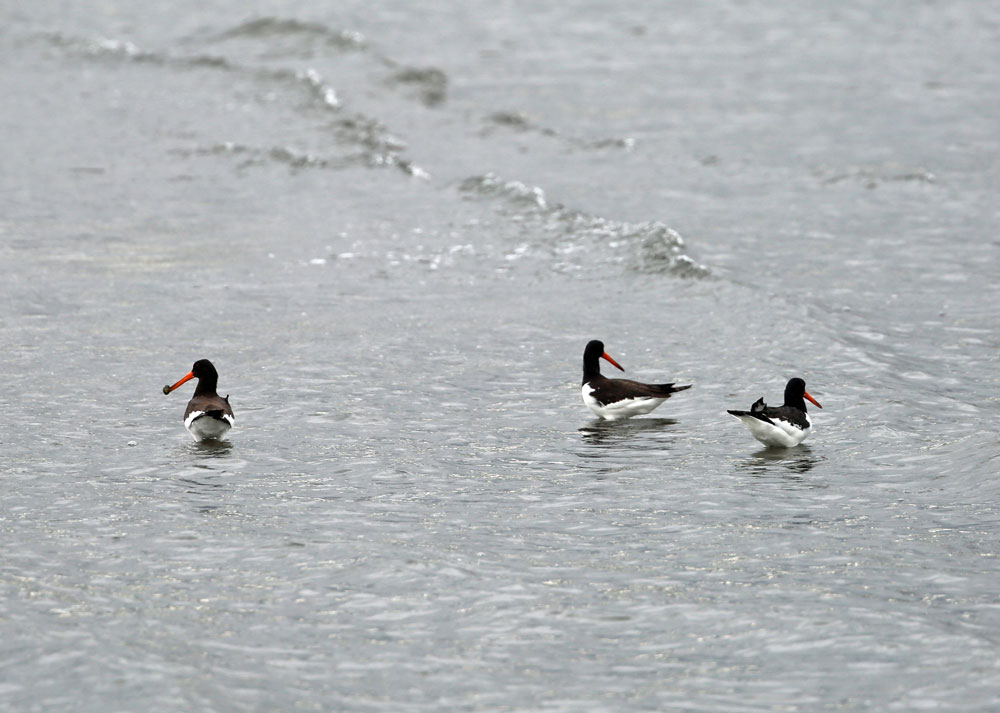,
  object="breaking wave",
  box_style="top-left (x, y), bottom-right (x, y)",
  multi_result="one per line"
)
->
top-left (459, 173), bottom-right (710, 278)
